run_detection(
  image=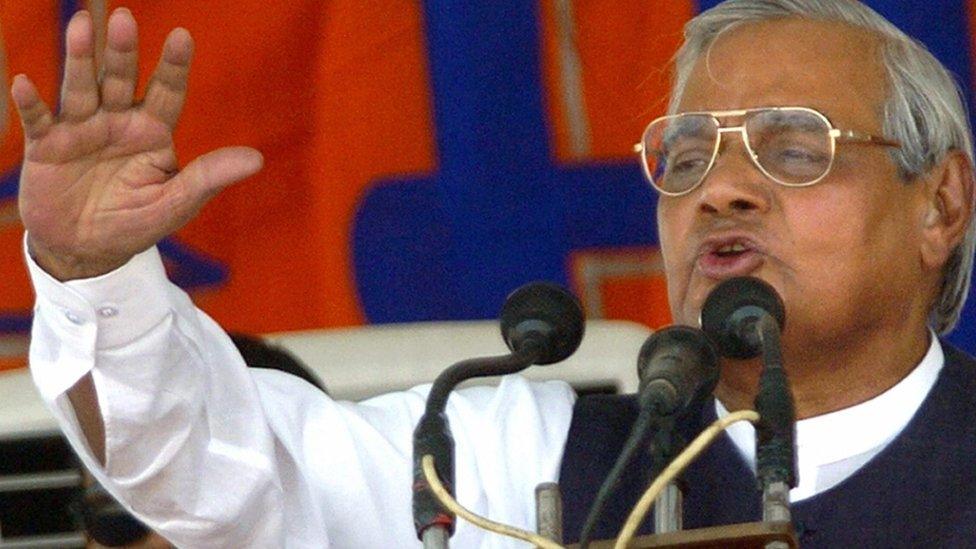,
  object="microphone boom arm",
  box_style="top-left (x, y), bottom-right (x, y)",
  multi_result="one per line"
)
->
top-left (413, 341), bottom-right (545, 541)
top-left (424, 342), bottom-right (544, 416)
